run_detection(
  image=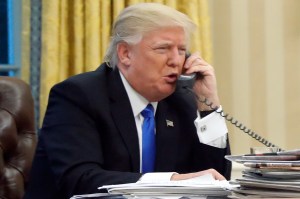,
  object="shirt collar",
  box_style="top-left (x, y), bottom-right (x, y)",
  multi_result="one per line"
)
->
top-left (119, 71), bottom-right (157, 117)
